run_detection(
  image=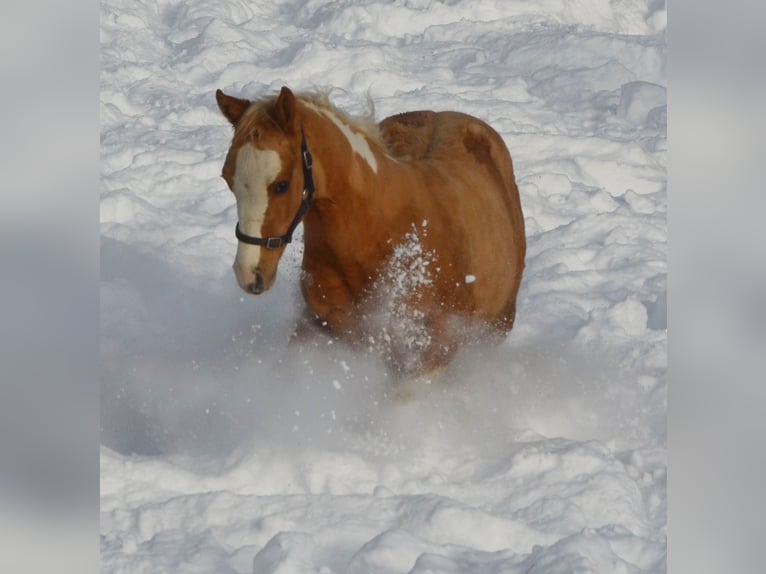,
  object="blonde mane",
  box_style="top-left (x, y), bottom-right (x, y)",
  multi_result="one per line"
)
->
top-left (297, 90), bottom-right (383, 147)
top-left (235, 89), bottom-right (384, 149)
